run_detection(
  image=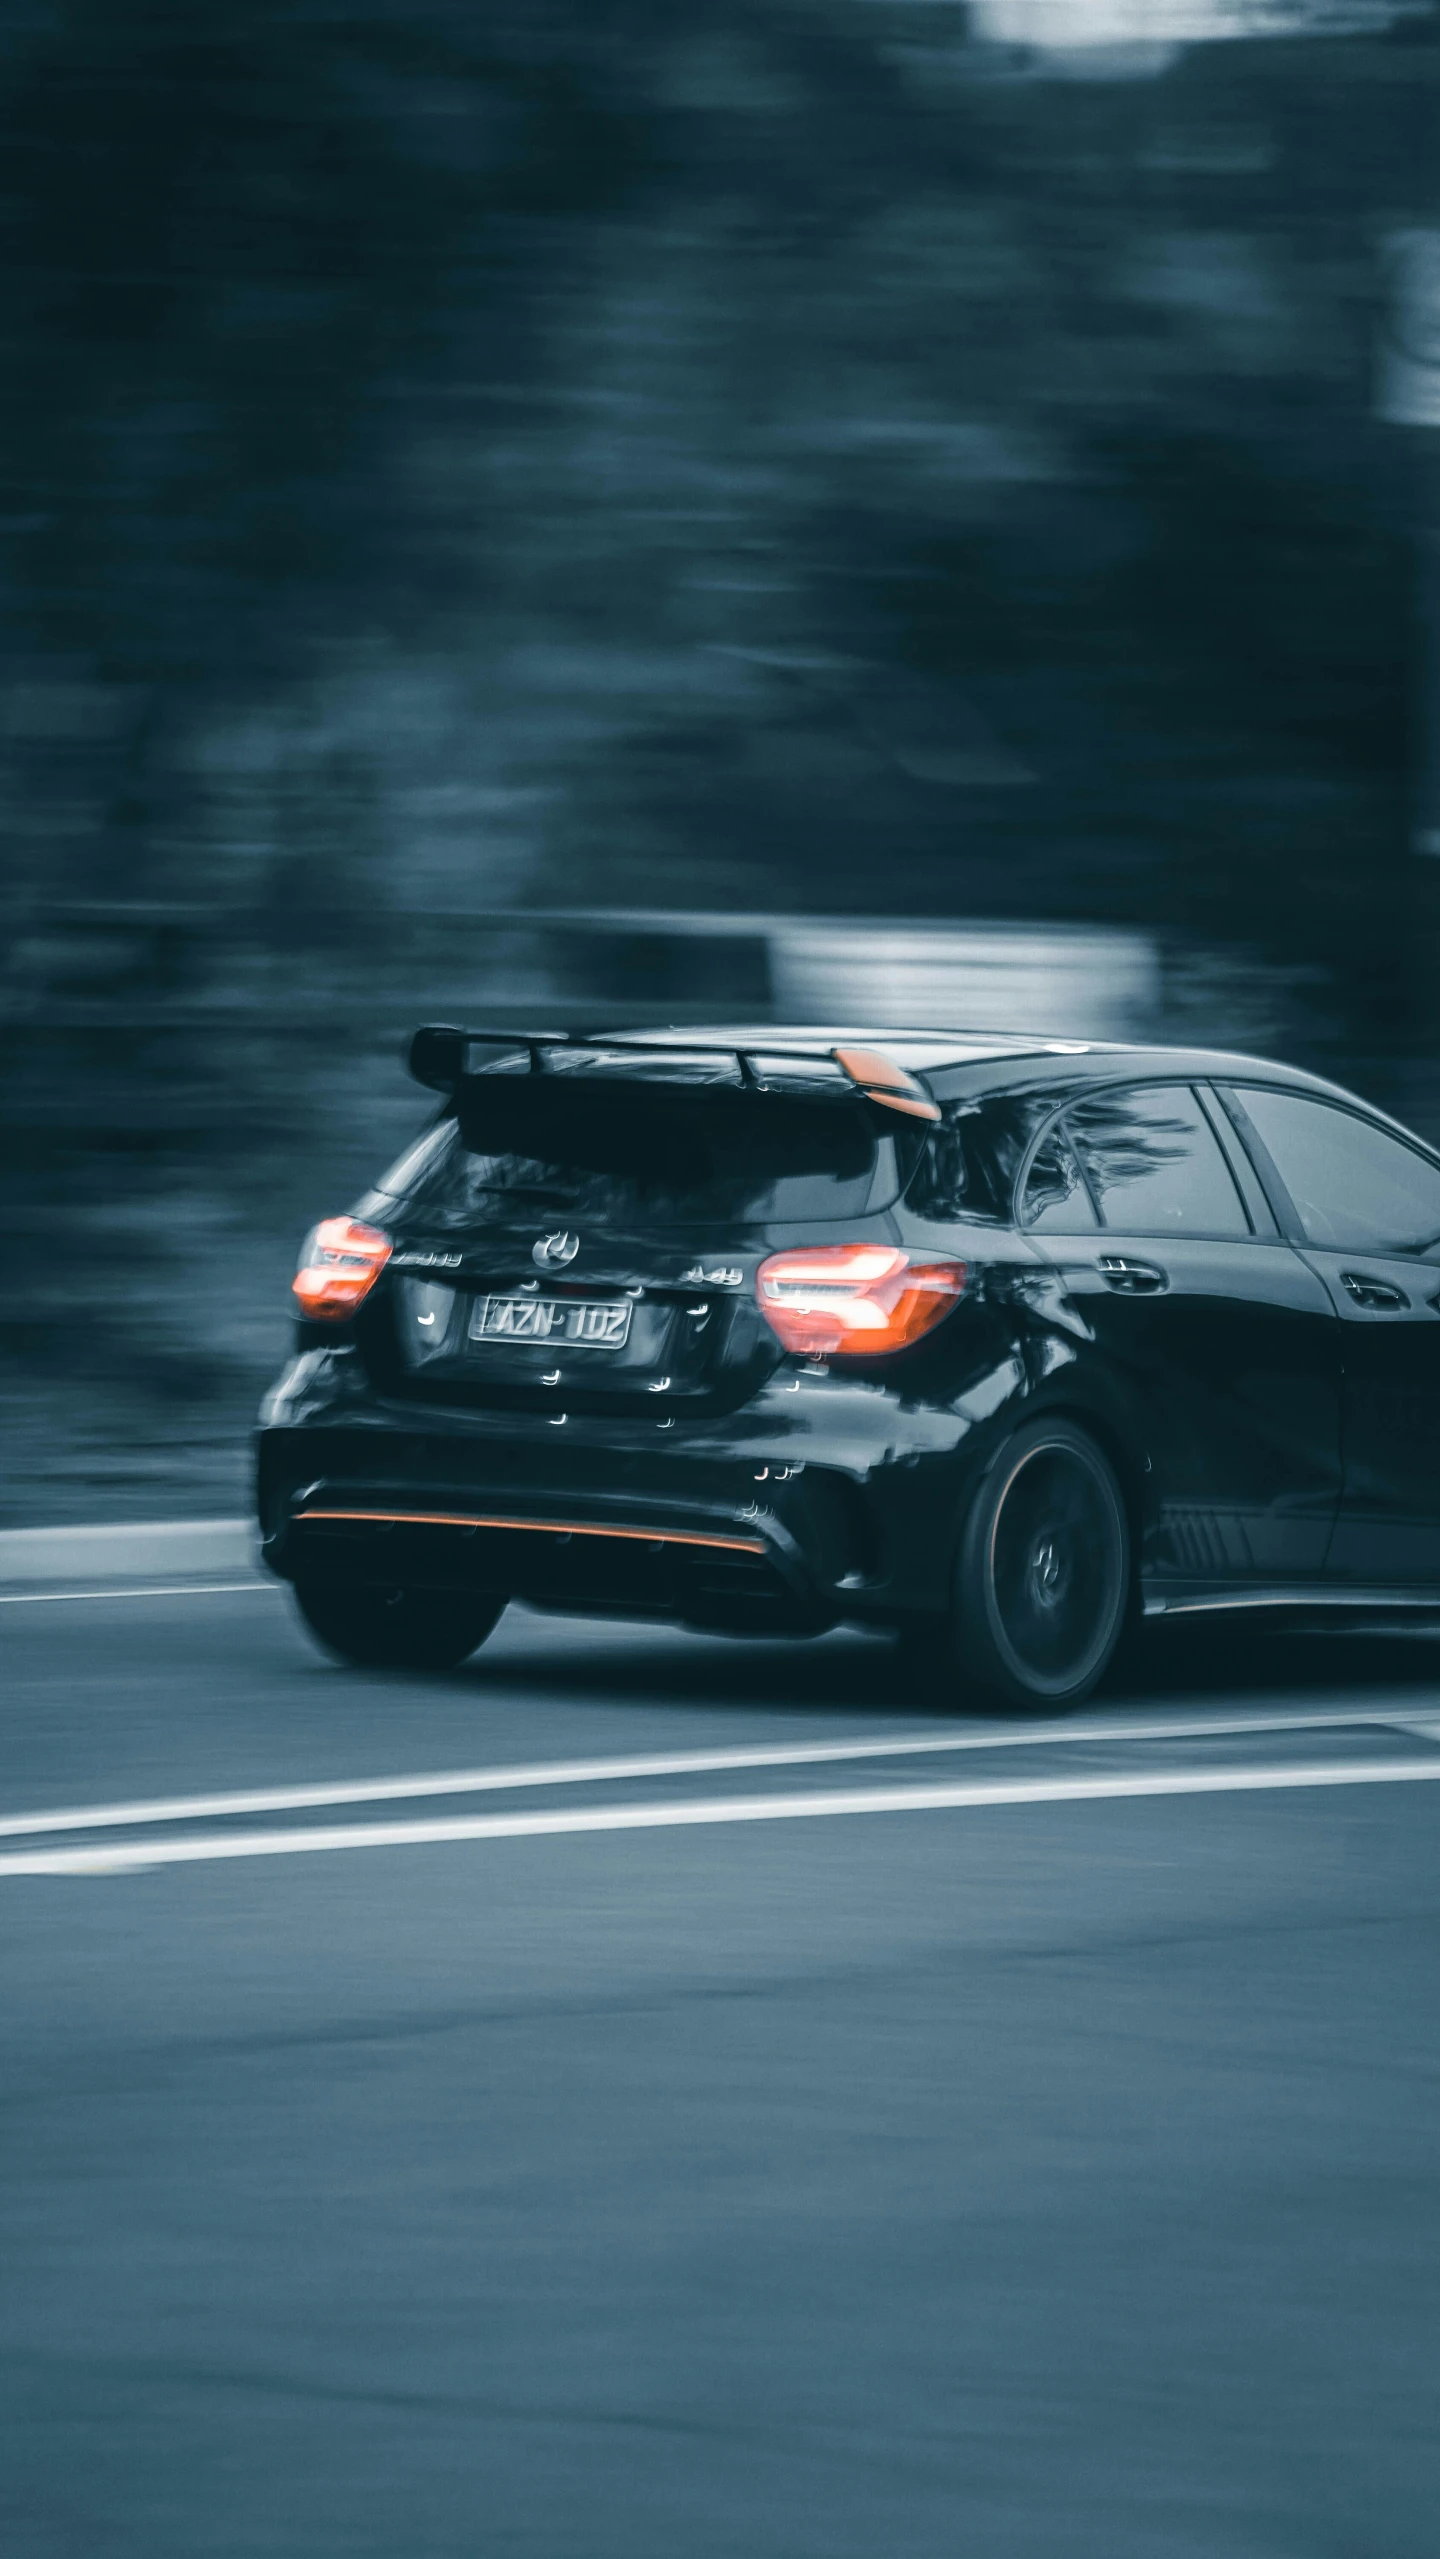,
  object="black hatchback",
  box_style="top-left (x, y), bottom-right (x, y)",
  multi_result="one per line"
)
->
top-left (256, 1022), bottom-right (1440, 1707)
